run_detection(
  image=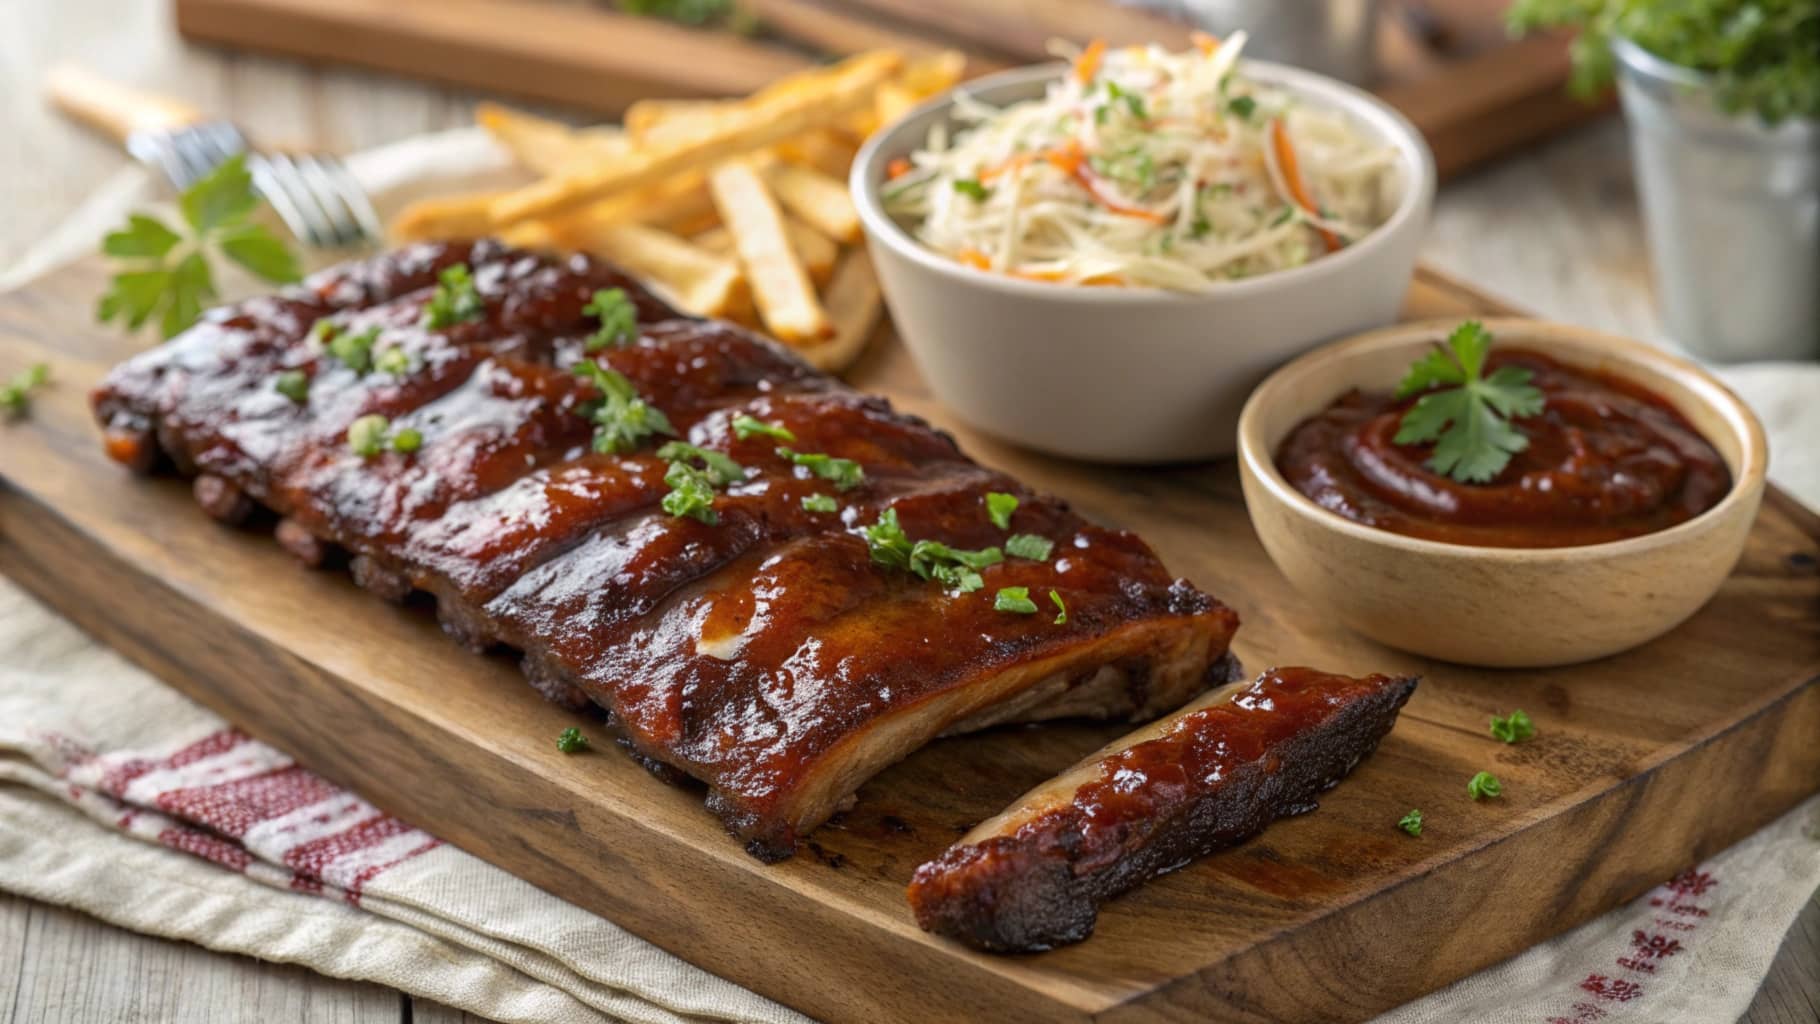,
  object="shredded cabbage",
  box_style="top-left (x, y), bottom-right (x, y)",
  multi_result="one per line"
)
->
top-left (883, 35), bottom-right (1403, 290)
